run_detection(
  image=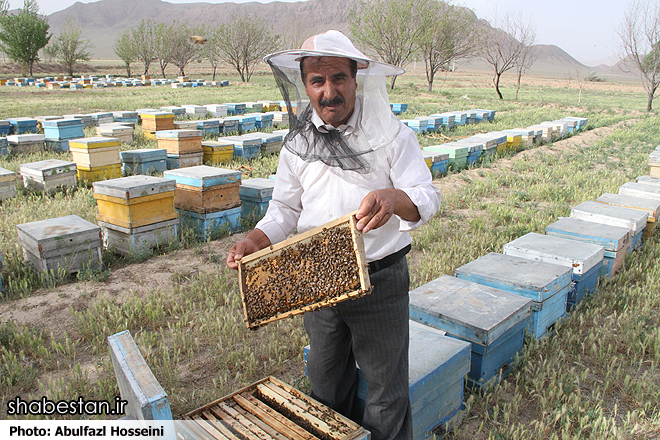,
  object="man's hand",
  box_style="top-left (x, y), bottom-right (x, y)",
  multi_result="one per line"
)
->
top-left (226, 229), bottom-right (272, 270)
top-left (356, 189), bottom-right (420, 233)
